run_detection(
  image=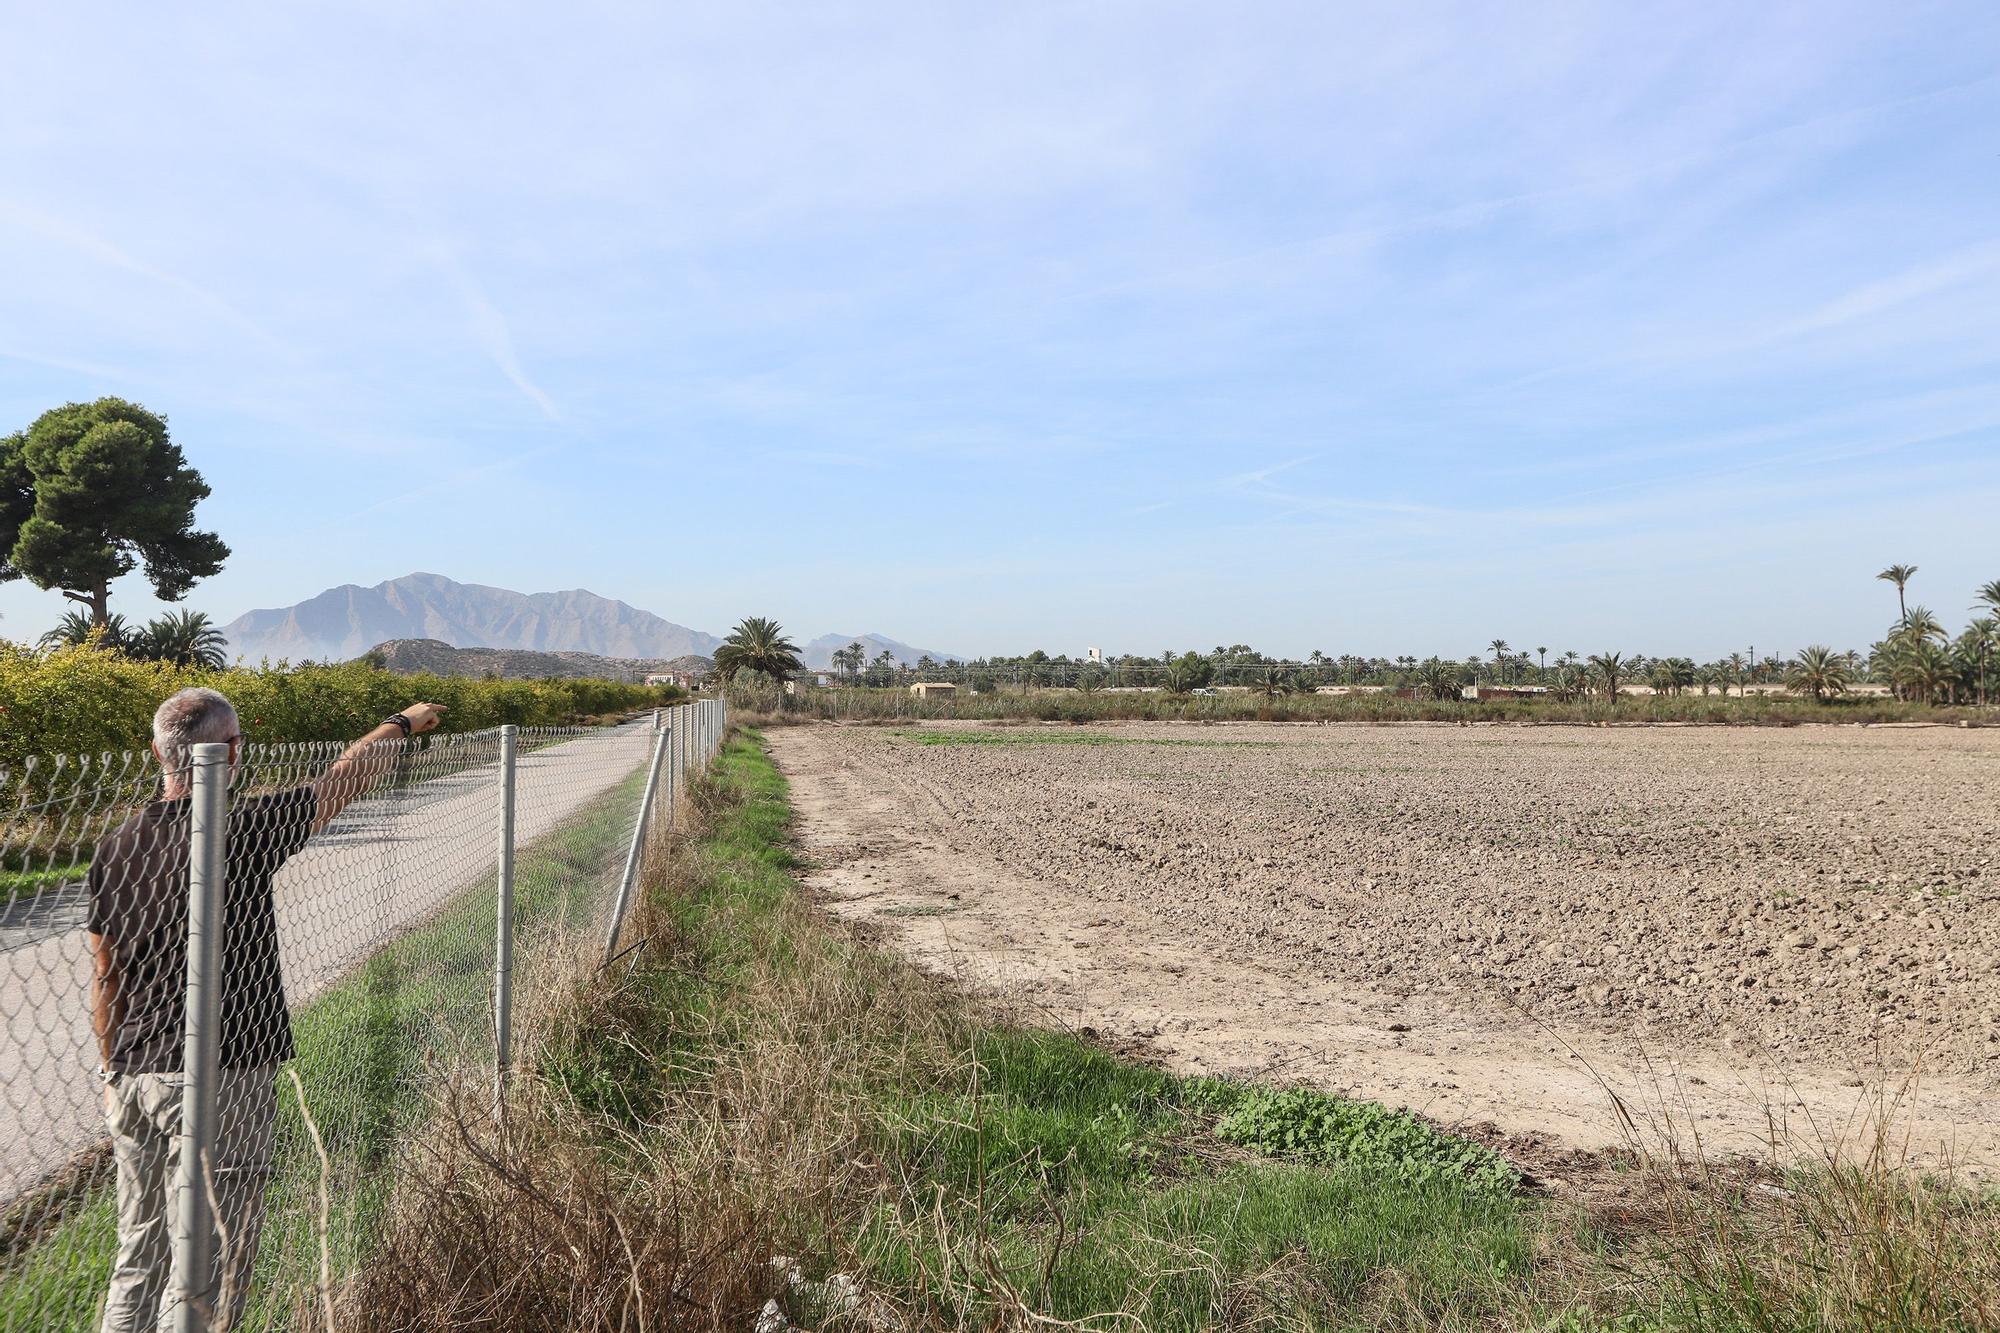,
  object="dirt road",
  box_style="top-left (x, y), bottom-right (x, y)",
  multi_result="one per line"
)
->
top-left (767, 722), bottom-right (2000, 1177)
